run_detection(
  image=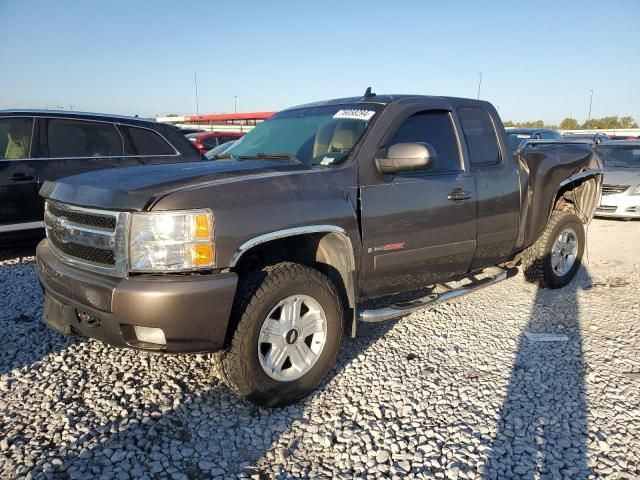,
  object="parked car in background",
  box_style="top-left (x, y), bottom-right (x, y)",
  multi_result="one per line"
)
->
top-left (609, 135), bottom-right (638, 141)
top-left (177, 127), bottom-right (206, 135)
top-left (562, 132), bottom-right (610, 144)
top-left (37, 93), bottom-right (601, 406)
top-left (515, 139), bottom-right (563, 150)
top-left (505, 128), bottom-right (563, 151)
top-left (595, 140), bottom-right (640, 219)
top-left (205, 139), bottom-right (240, 159)
top-left (186, 131), bottom-right (244, 155)
top-left (0, 110), bottom-right (202, 240)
